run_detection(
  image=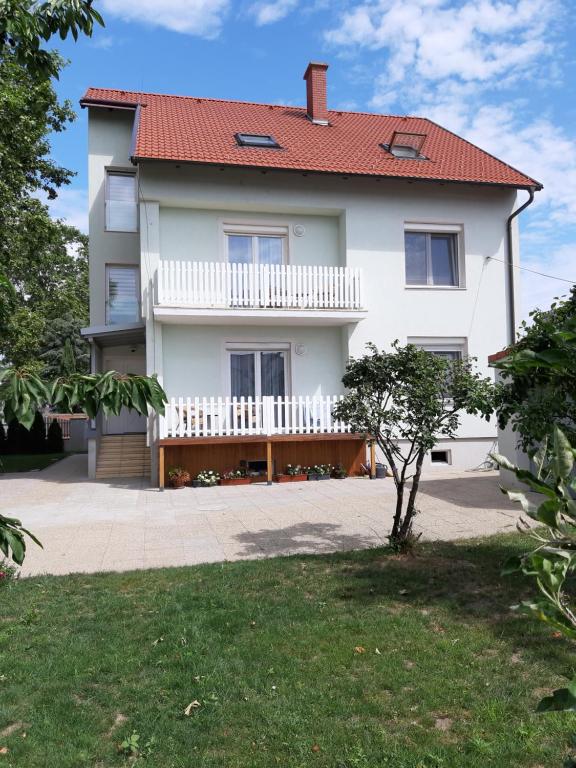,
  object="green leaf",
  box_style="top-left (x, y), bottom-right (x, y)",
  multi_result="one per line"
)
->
top-left (553, 426), bottom-right (574, 480)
